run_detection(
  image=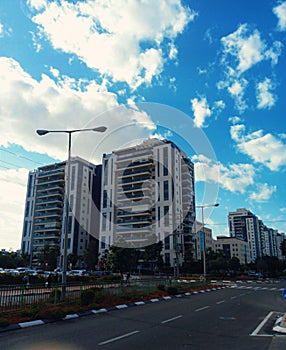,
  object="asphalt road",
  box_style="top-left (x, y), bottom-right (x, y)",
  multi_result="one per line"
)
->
top-left (1, 281), bottom-right (286, 350)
